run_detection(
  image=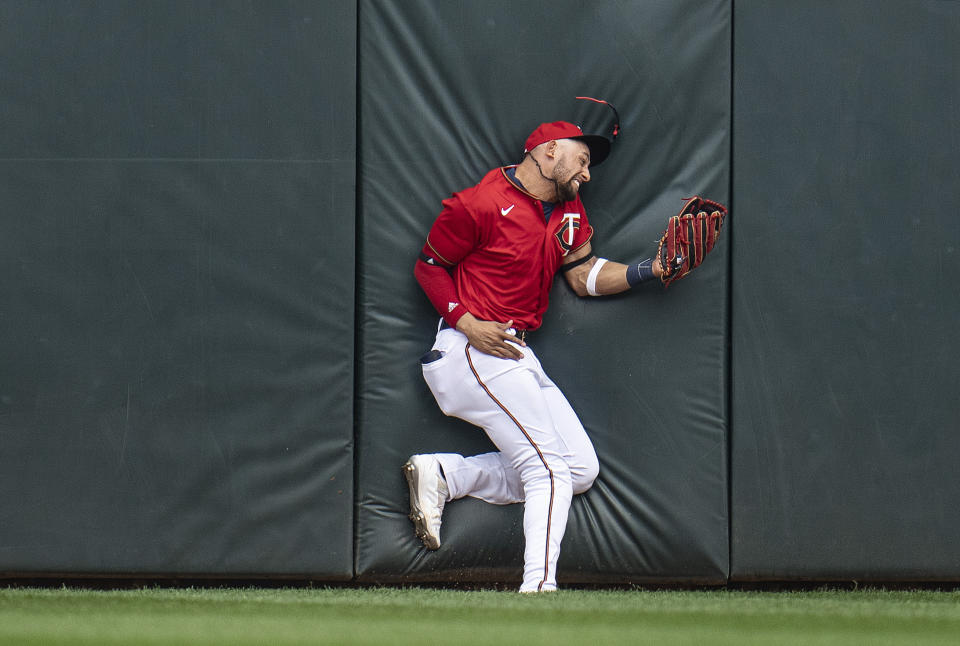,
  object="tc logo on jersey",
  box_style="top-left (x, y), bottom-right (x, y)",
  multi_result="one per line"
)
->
top-left (555, 213), bottom-right (581, 254)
